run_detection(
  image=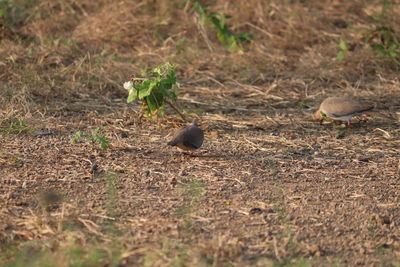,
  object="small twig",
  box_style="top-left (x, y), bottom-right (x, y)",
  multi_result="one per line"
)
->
top-left (243, 138), bottom-right (271, 152)
top-left (273, 236), bottom-right (281, 261)
top-left (245, 22), bottom-right (274, 39)
top-left (130, 77), bottom-right (149, 81)
top-left (194, 13), bottom-right (214, 52)
top-left (165, 99), bottom-right (187, 122)
top-left (374, 128), bottom-right (391, 138)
